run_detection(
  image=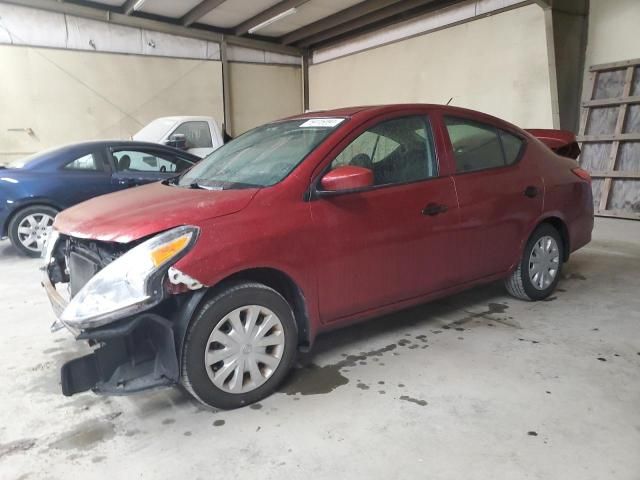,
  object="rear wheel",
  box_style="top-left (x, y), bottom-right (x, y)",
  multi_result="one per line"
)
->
top-left (505, 224), bottom-right (563, 301)
top-left (180, 282), bottom-right (297, 409)
top-left (8, 205), bottom-right (57, 257)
